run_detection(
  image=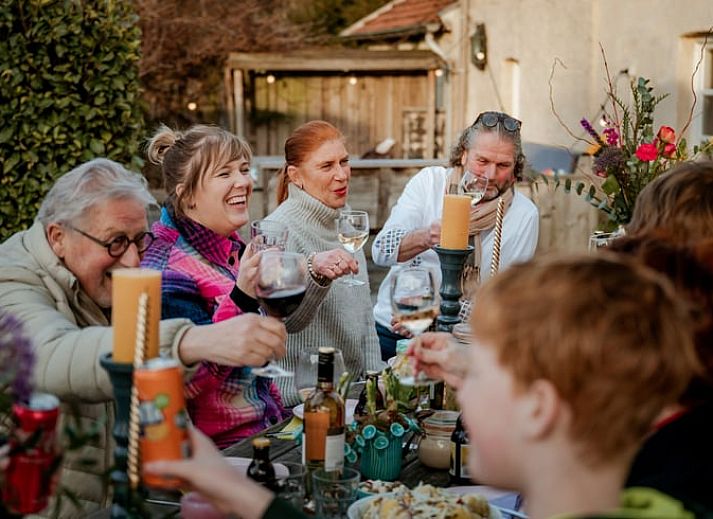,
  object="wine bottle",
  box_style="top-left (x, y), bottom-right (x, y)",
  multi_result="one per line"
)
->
top-left (247, 437), bottom-right (276, 490)
top-left (304, 347), bottom-right (345, 473)
top-left (449, 414), bottom-right (471, 484)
